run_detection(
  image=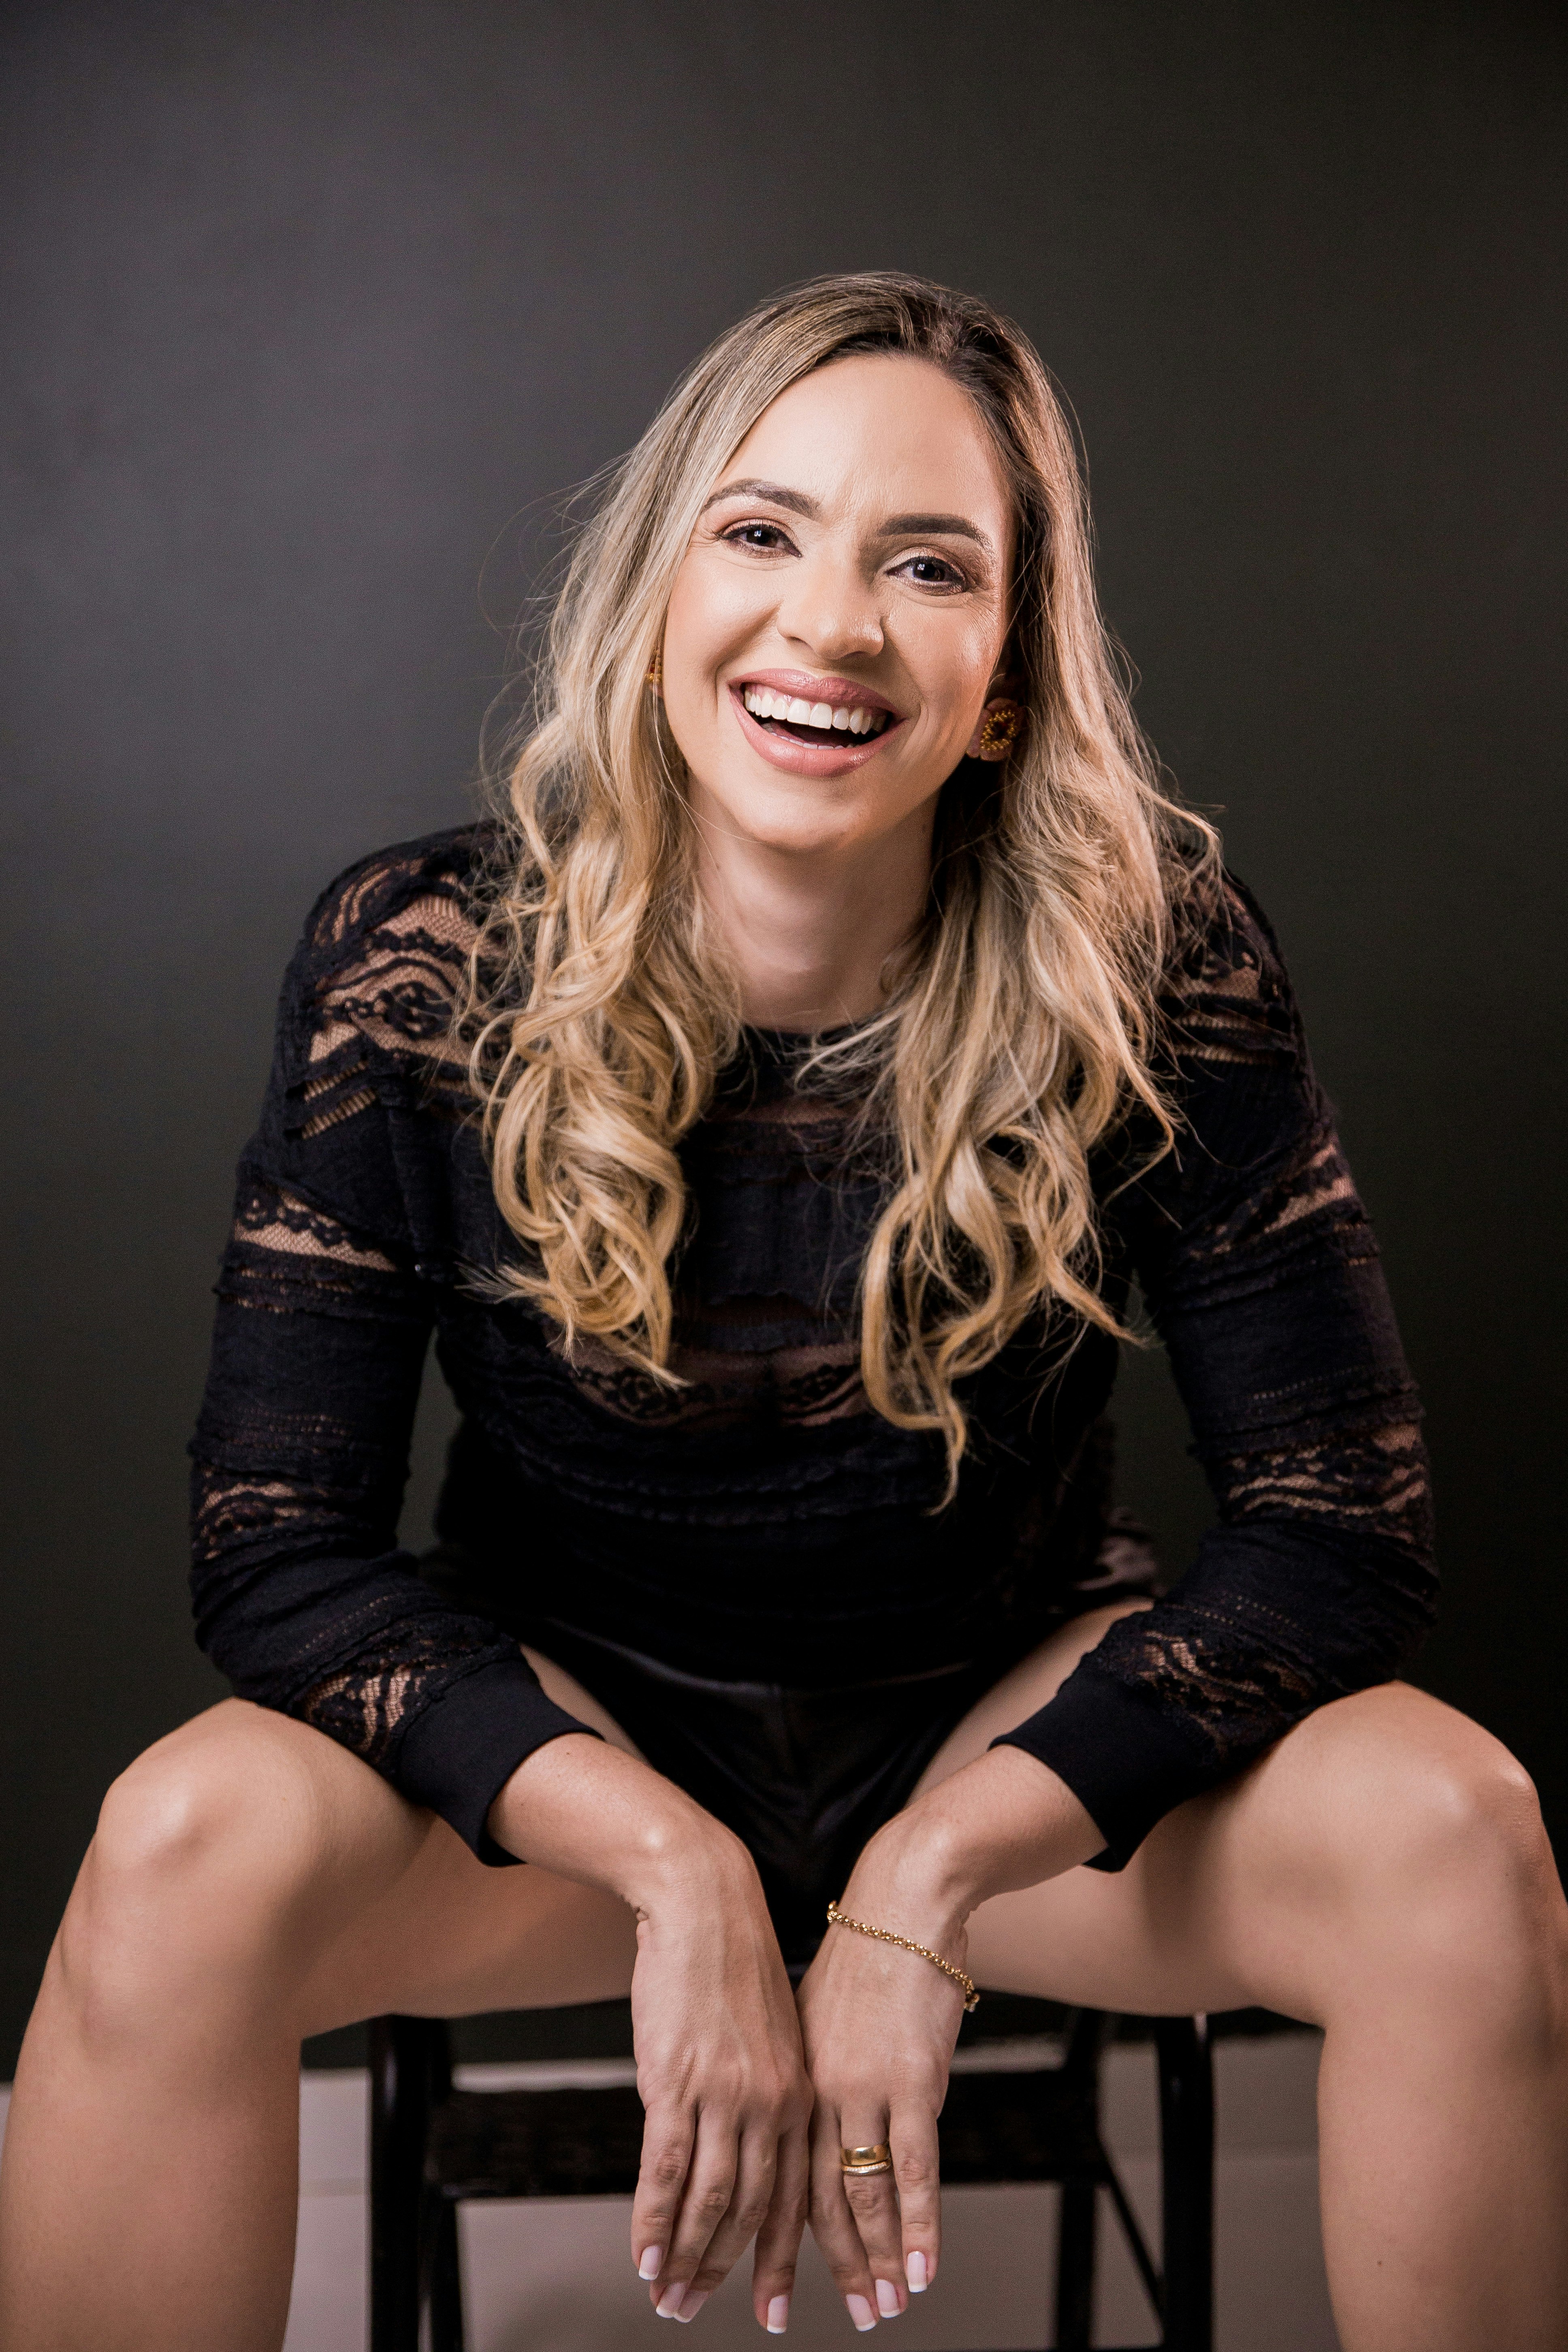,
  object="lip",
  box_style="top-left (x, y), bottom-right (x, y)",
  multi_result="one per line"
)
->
top-left (732, 669), bottom-right (902, 718)
top-left (727, 673), bottom-right (906, 779)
